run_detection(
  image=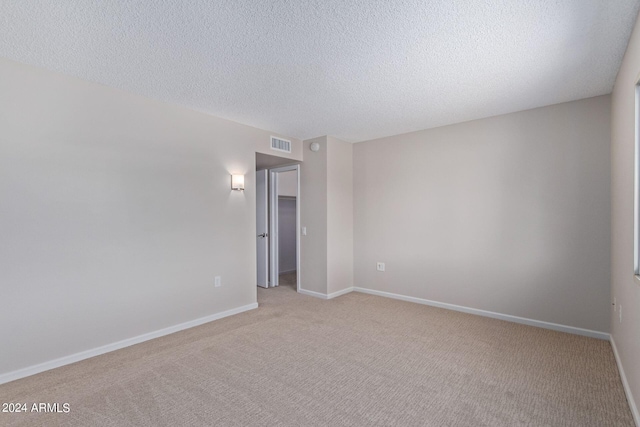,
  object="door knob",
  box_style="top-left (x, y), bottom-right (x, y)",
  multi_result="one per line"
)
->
top-left (258, 233), bottom-right (268, 238)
